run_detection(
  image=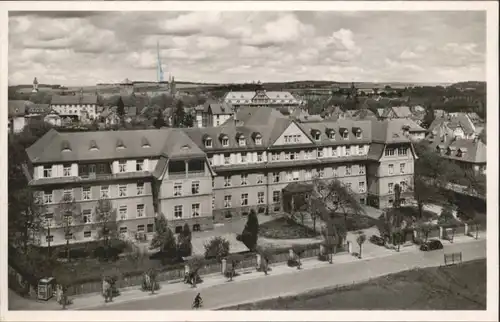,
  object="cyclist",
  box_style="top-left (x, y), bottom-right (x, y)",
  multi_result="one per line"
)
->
top-left (192, 293), bottom-right (203, 309)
